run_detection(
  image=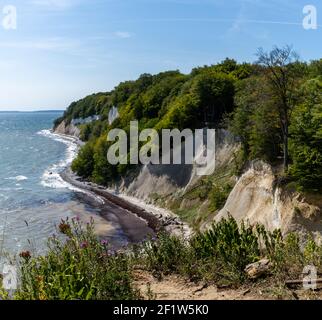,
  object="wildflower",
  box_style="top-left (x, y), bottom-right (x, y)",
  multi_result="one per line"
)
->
top-left (59, 219), bottom-right (71, 235)
top-left (101, 239), bottom-right (108, 246)
top-left (19, 251), bottom-right (31, 260)
top-left (80, 241), bottom-right (88, 249)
